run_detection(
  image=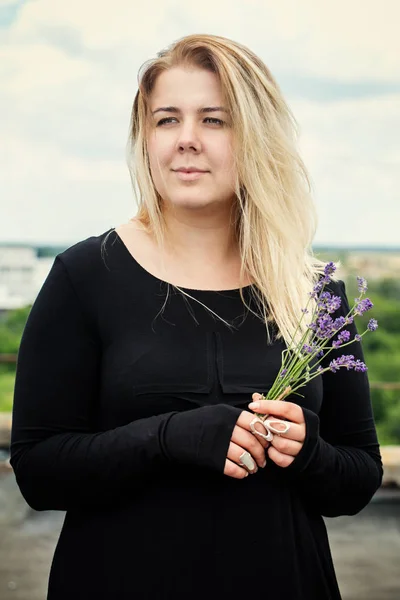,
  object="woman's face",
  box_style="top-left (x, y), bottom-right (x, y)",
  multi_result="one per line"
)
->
top-left (146, 66), bottom-right (237, 214)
